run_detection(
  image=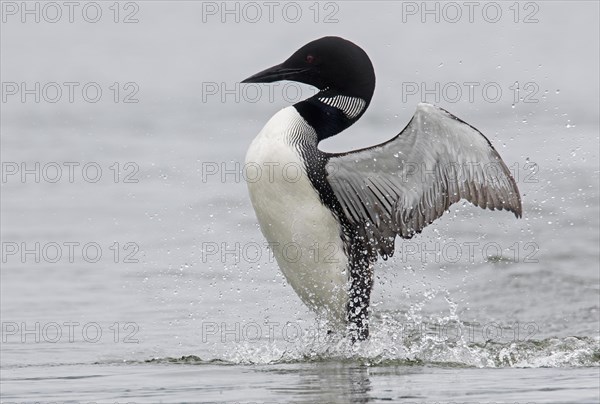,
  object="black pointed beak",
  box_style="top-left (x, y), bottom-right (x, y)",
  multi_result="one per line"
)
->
top-left (241, 63), bottom-right (310, 83)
